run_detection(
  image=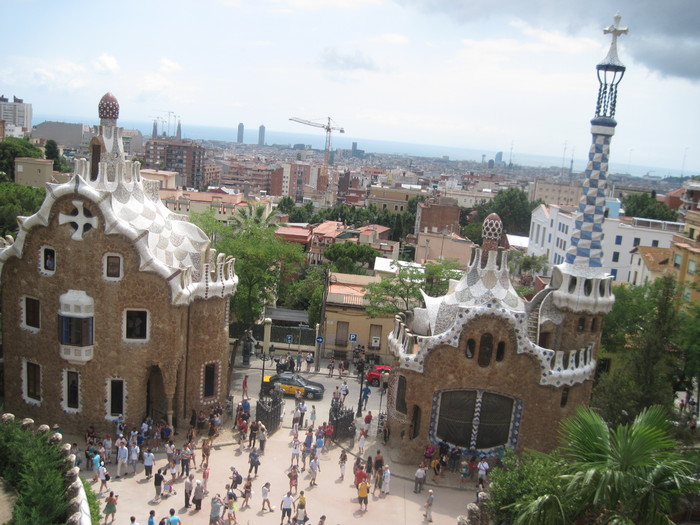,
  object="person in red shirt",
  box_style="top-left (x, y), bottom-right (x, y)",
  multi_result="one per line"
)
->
top-left (364, 411), bottom-right (373, 432)
top-left (354, 465), bottom-right (368, 488)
